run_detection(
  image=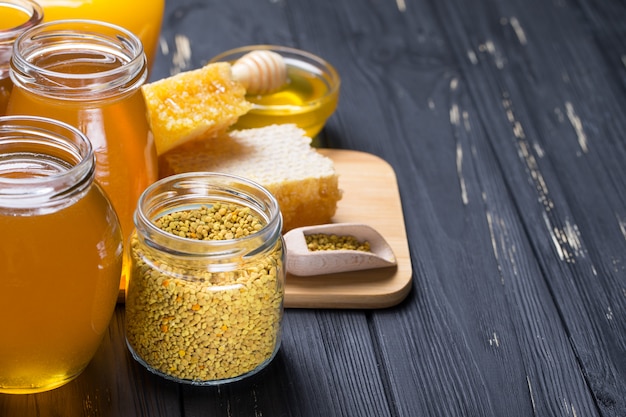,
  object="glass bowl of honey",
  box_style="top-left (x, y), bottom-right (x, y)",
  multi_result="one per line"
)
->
top-left (210, 45), bottom-right (340, 141)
